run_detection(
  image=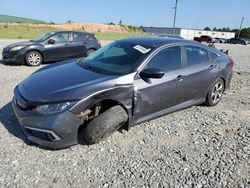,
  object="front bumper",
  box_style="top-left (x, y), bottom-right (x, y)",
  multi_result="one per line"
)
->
top-left (2, 51), bottom-right (25, 64)
top-left (12, 98), bottom-right (85, 149)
